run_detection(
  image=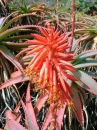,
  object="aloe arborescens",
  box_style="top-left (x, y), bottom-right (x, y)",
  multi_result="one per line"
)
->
top-left (25, 23), bottom-right (77, 106)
